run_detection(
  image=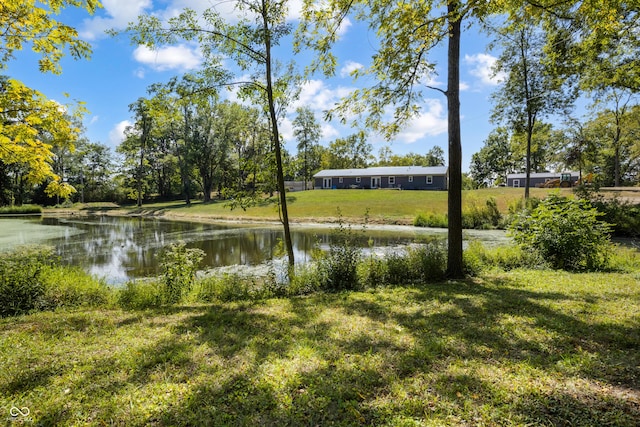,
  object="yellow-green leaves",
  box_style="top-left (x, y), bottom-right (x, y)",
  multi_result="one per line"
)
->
top-left (0, 77), bottom-right (83, 194)
top-left (0, 0), bottom-right (100, 74)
